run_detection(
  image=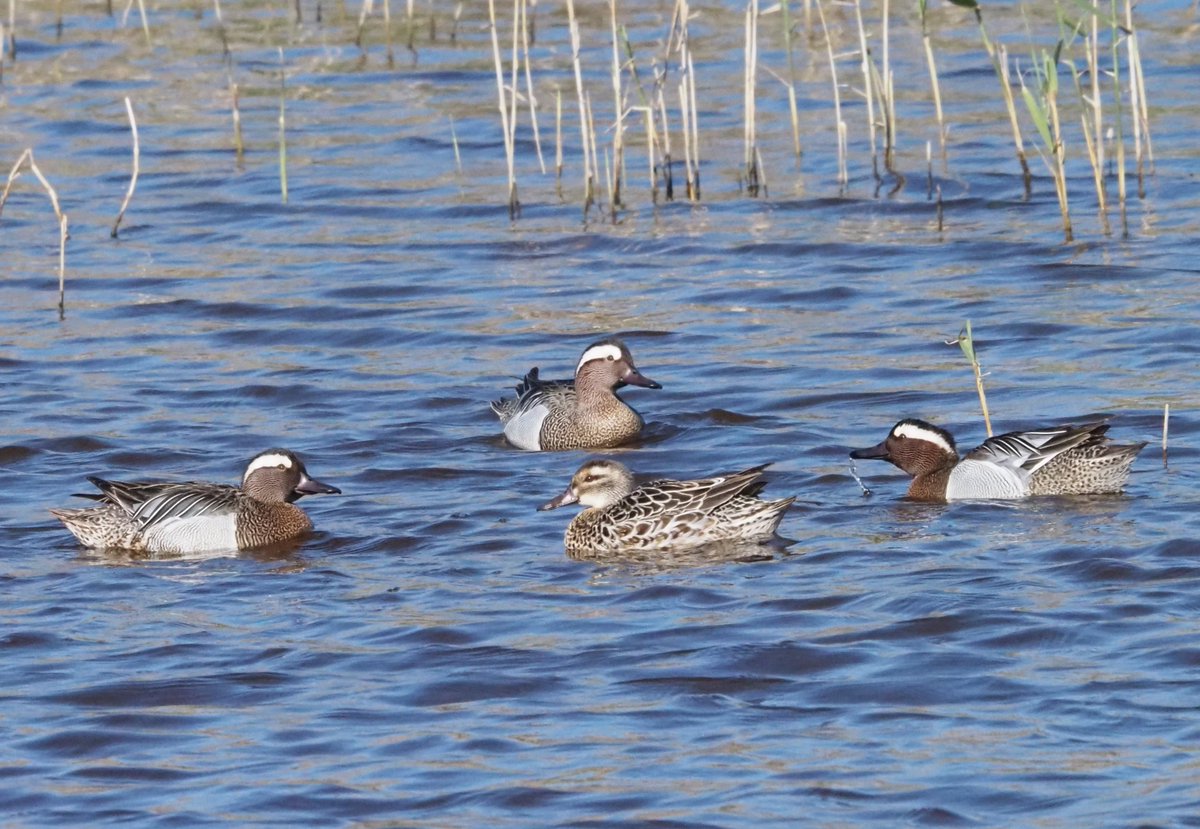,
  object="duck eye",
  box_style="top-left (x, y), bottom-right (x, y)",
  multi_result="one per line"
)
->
top-left (277, 463), bottom-right (287, 470)
top-left (606, 355), bottom-right (615, 361)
